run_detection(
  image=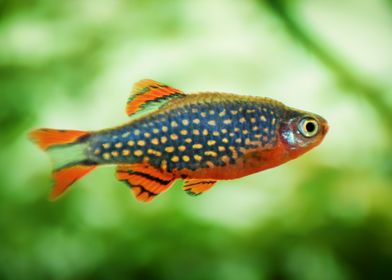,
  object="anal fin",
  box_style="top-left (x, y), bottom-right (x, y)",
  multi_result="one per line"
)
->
top-left (116, 164), bottom-right (176, 202)
top-left (183, 179), bottom-right (217, 196)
